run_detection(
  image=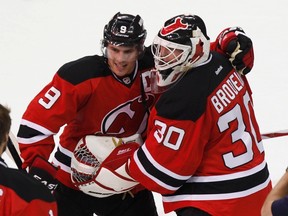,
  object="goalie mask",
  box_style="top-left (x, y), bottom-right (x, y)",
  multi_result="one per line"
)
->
top-left (151, 14), bottom-right (210, 92)
top-left (70, 134), bottom-right (142, 198)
